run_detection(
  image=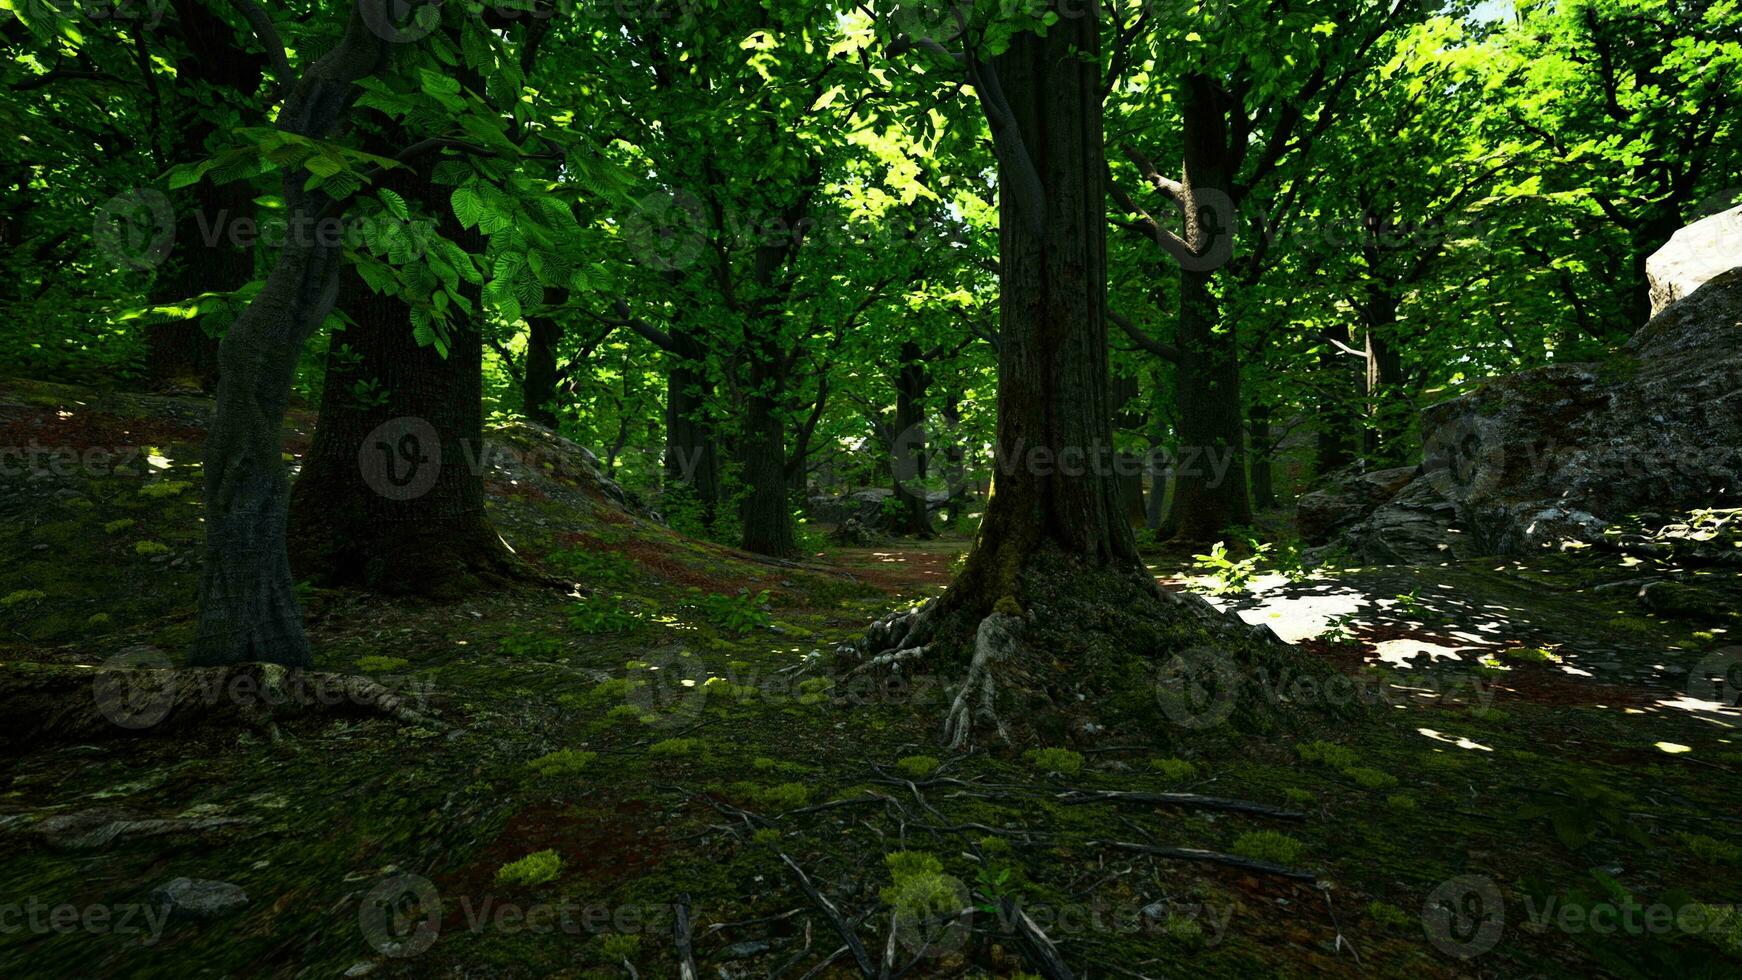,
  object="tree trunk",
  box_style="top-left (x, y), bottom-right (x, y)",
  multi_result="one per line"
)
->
top-left (143, 1), bottom-right (266, 392)
top-left (193, 6), bottom-right (390, 668)
top-left (1362, 293), bottom-right (1405, 465)
top-left (936, 5), bottom-right (1142, 617)
top-left (1111, 371), bottom-right (1147, 527)
top-left (738, 331), bottom-right (795, 556)
top-left (1315, 327), bottom-right (1357, 477)
top-left (1170, 73), bottom-right (1250, 543)
top-left (523, 306), bottom-right (563, 429)
top-left (1250, 403), bottom-right (1275, 511)
top-left (890, 340), bottom-right (937, 538)
top-left (287, 161), bottom-right (514, 597)
top-left (664, 336), bottom-right (720, 526)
